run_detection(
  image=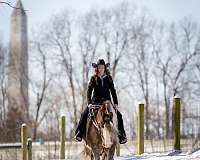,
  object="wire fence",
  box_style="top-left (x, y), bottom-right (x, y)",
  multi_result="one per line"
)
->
top-left (0, 105), bottom-right (199, 159)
